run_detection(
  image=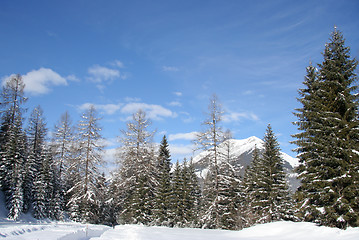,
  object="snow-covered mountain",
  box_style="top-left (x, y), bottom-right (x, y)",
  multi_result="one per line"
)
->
top-left (192, 136), bottom-right (300, 191)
